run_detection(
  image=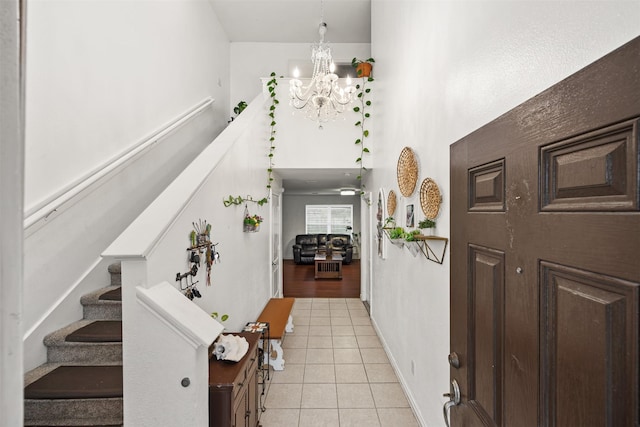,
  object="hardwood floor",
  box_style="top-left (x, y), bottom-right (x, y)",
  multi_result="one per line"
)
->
top-left (282, 259), bottom-right (361, 298)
